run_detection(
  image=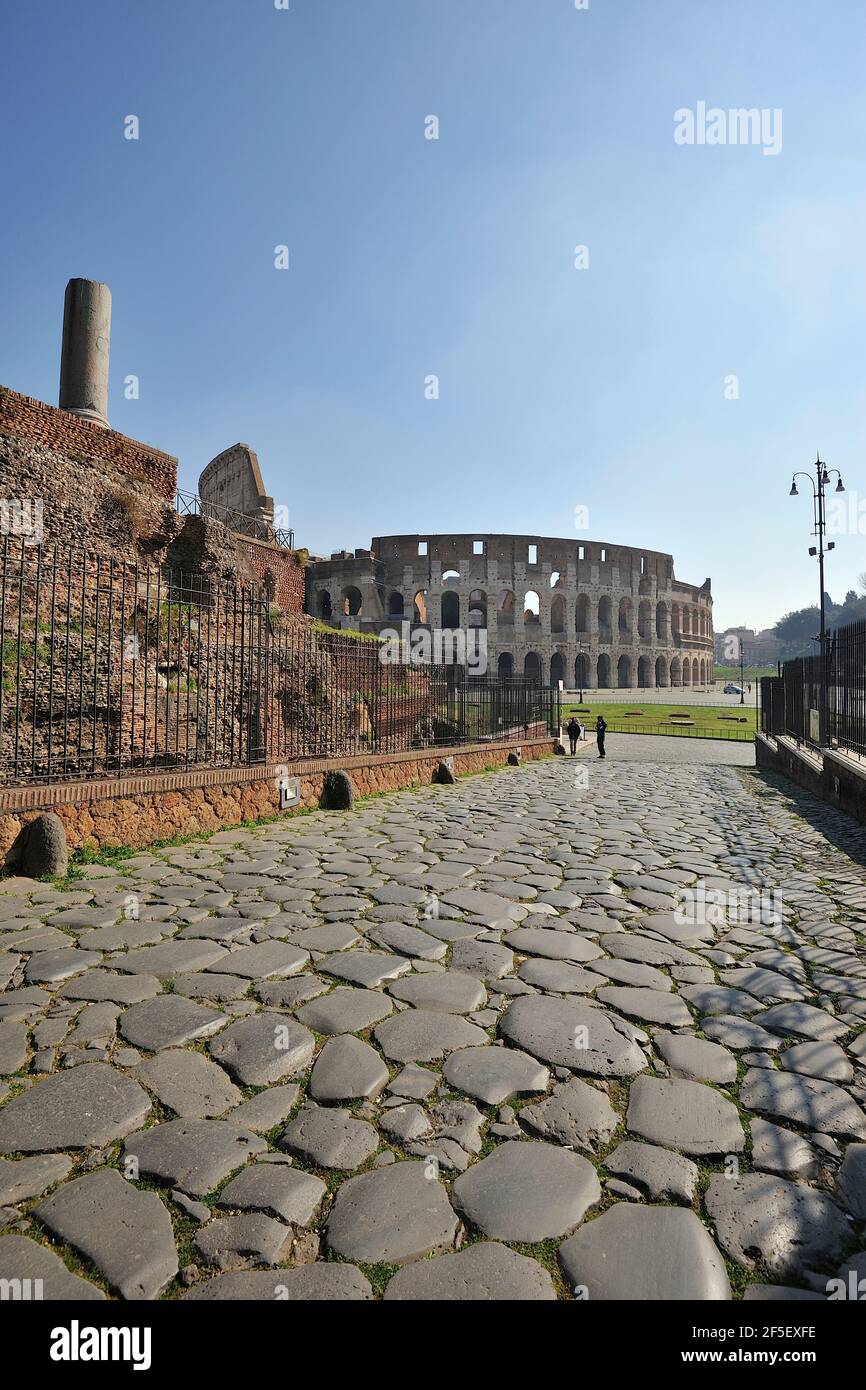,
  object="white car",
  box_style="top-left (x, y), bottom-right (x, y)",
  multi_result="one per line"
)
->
top-left (723, 683), bottom-right (743, 695)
